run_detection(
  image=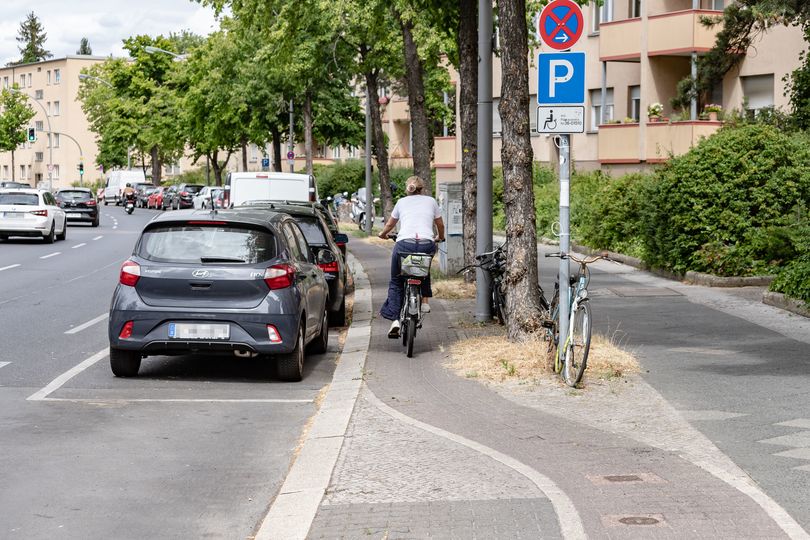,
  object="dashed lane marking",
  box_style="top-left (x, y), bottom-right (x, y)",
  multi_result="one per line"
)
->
top-left (0, 362), bottom-right (10, 369)
top-left (64, 313), bottom-right (108, 335)
top-left (71, 243), bottom-right (86, 249)
top-left (0, 264), bottom-right (21, 272)
top-left (40, 252), bottom-right (61, 259)
top-left (92, 236), bottom-right (103, 241)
